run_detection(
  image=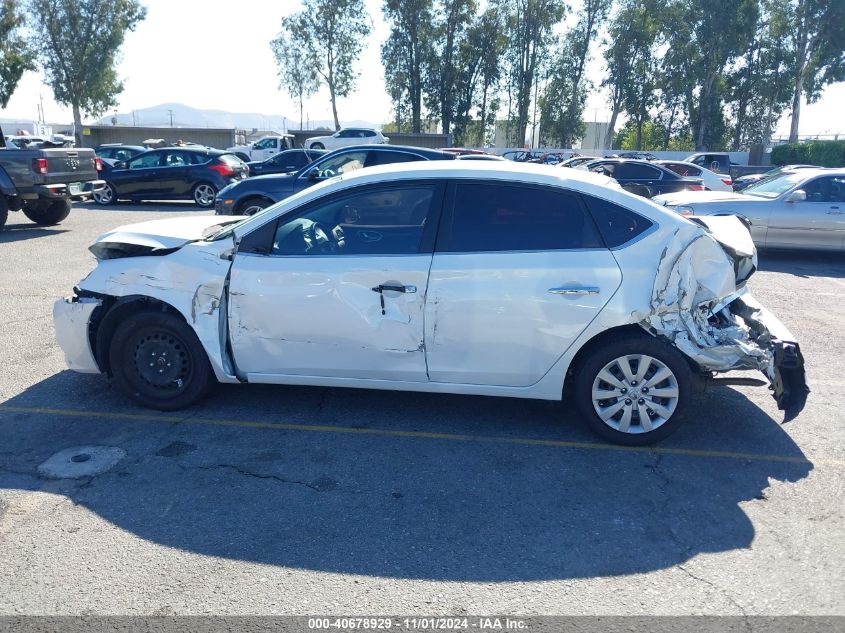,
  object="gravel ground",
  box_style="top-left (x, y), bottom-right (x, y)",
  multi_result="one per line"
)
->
top-left (0, 201), bottom-right (843, 616)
